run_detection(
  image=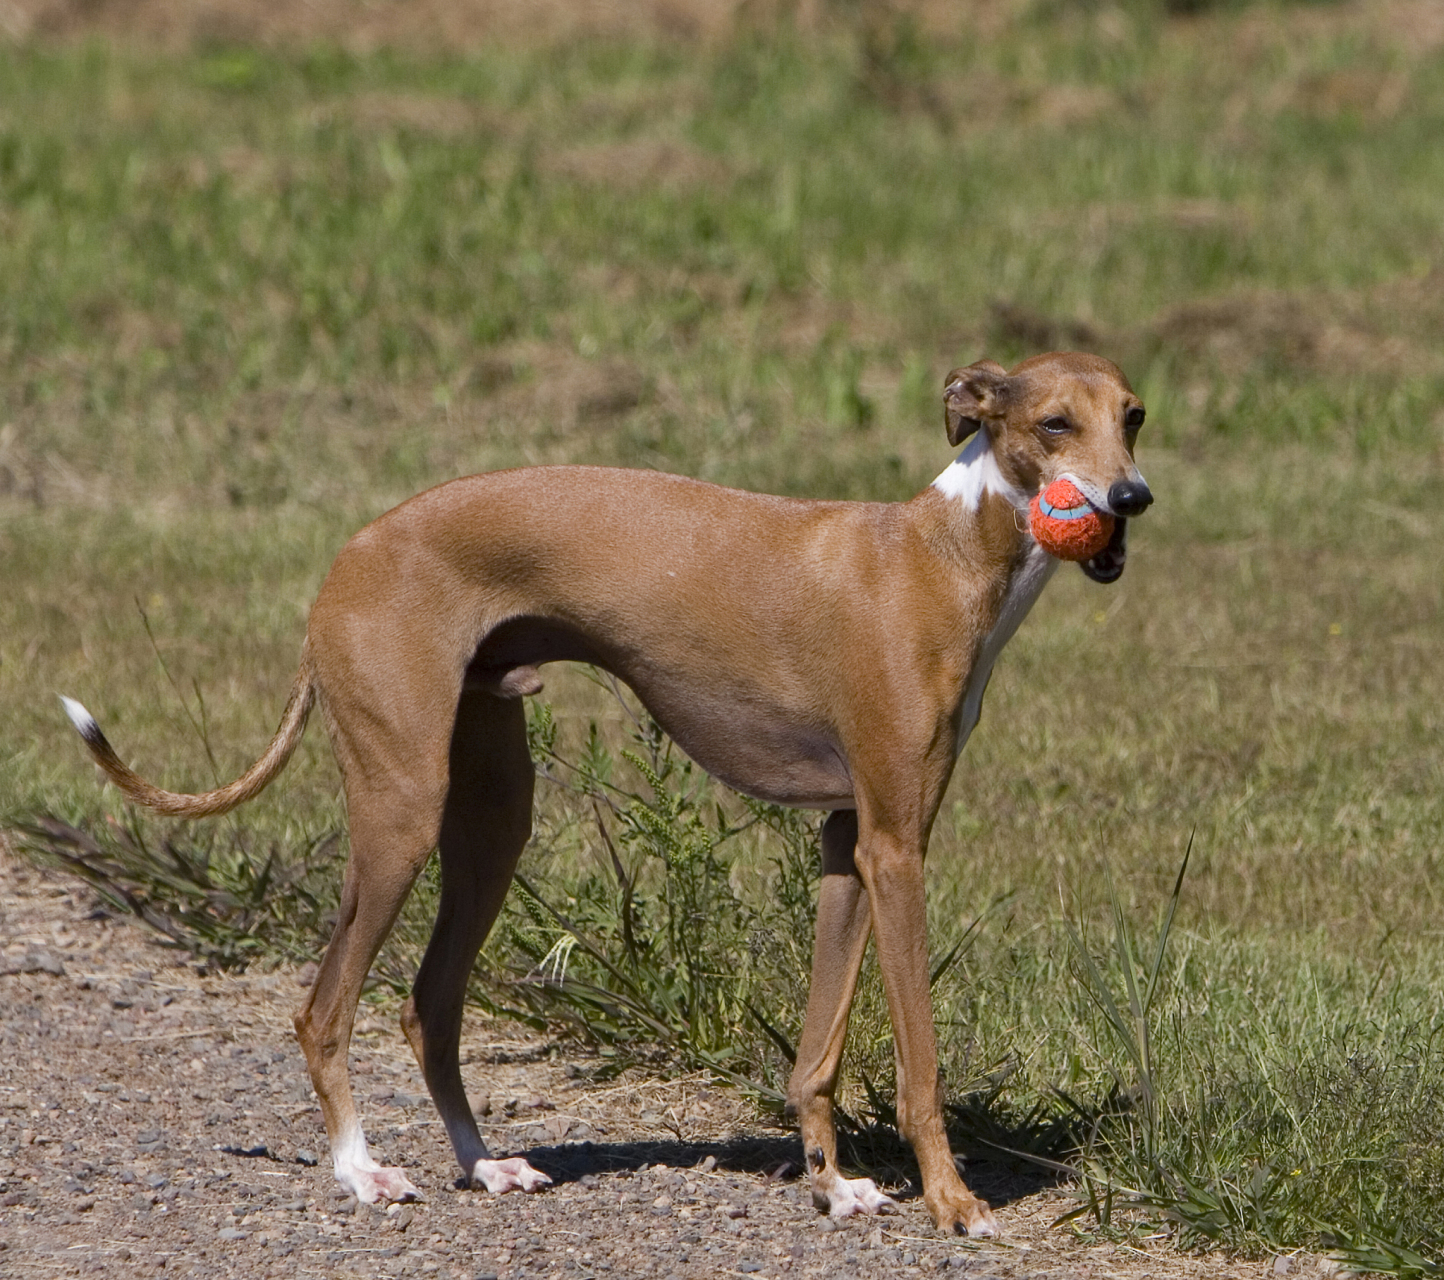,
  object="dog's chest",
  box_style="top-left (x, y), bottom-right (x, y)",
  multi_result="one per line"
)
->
top-left (953, 543), bottom-right (1057, 756)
